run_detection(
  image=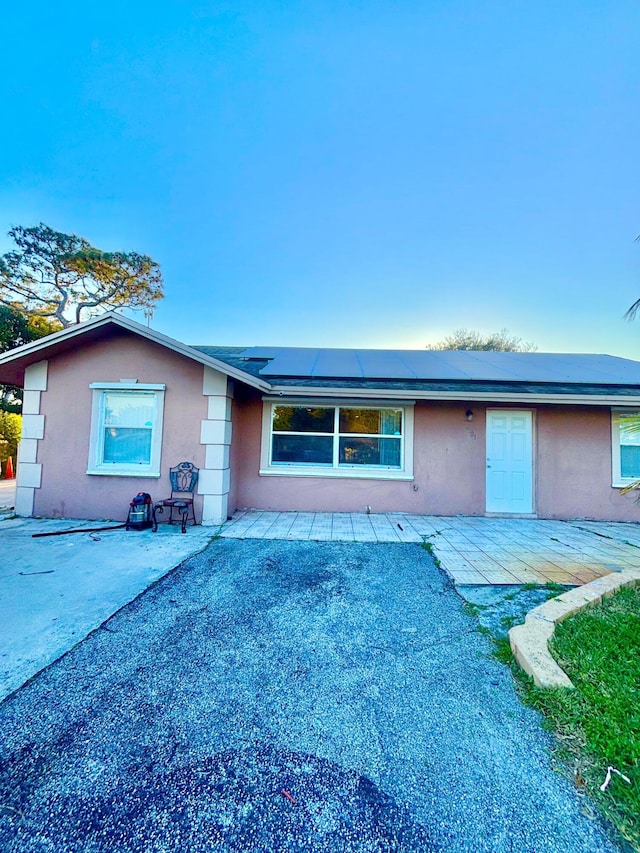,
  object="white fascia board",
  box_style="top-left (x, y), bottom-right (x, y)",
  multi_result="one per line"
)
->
top-left (263, 395), bottom-right (415, 407)
top-left (269, 385), bottom-right (640, 406)
top-left (89, 382), bottom-right (166, 390)
top-left (0, 311), bottom-right (272, 393)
